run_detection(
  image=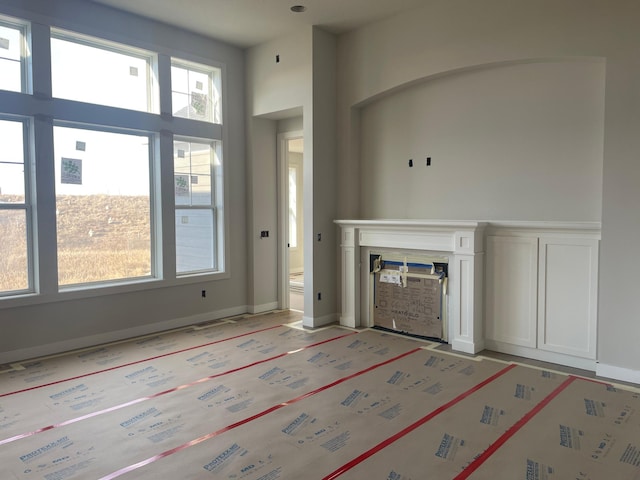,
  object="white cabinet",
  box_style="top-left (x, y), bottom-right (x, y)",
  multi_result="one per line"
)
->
top-left (537, 237), bottom-right (599, 359)
top-left (485, 224), bottom-right (600, 369)
top-left (486, 236), bottom-right (538, 348)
